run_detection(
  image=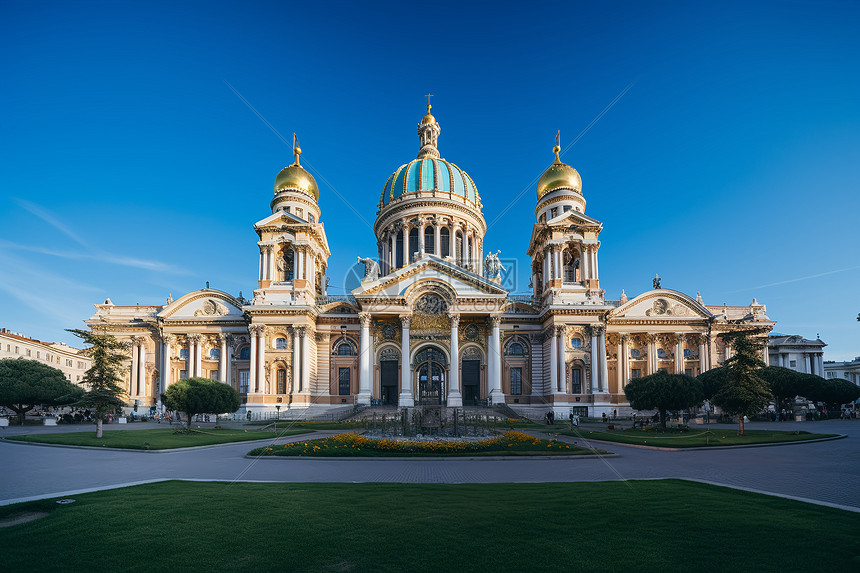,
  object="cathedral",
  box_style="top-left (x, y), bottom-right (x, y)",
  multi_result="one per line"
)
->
top-left (87, 104), bottom-right (774, 417)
